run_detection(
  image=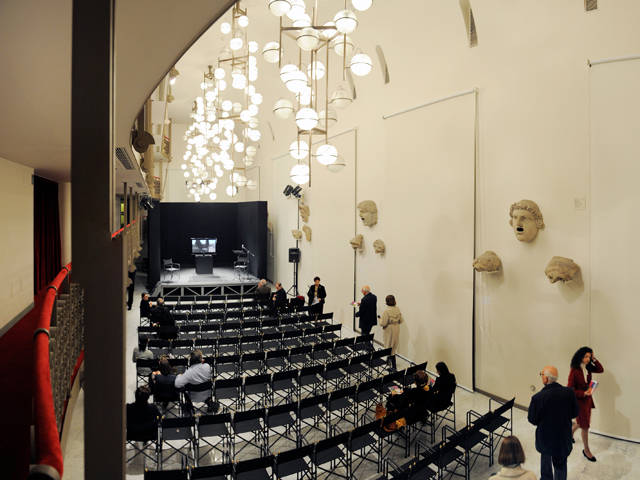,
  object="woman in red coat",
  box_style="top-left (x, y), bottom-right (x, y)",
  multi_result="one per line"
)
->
top-left (567, 346), bottom-right (604, 462)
